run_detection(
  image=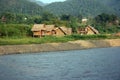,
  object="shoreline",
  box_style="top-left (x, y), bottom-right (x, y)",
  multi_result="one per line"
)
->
top-left (0, 39), bottom-right (120, 55)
